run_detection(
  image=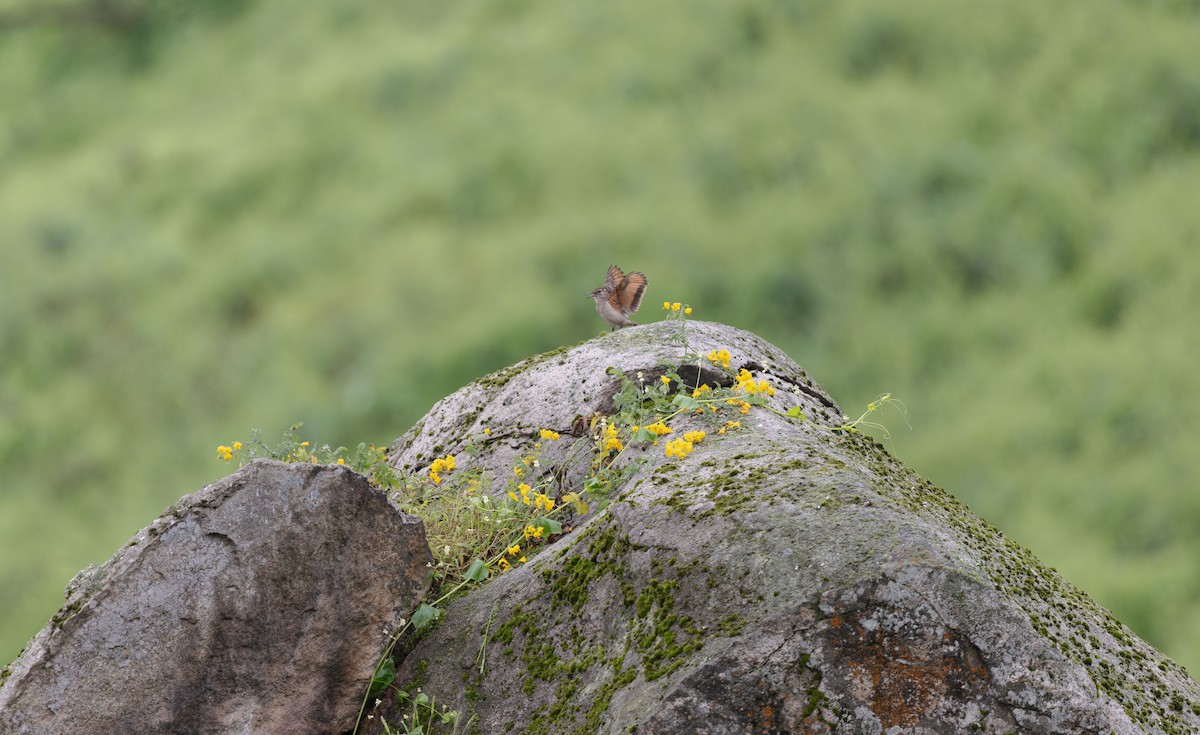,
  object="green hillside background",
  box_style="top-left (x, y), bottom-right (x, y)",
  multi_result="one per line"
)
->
top-left (3, 0), bottom-right (1199, 675)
